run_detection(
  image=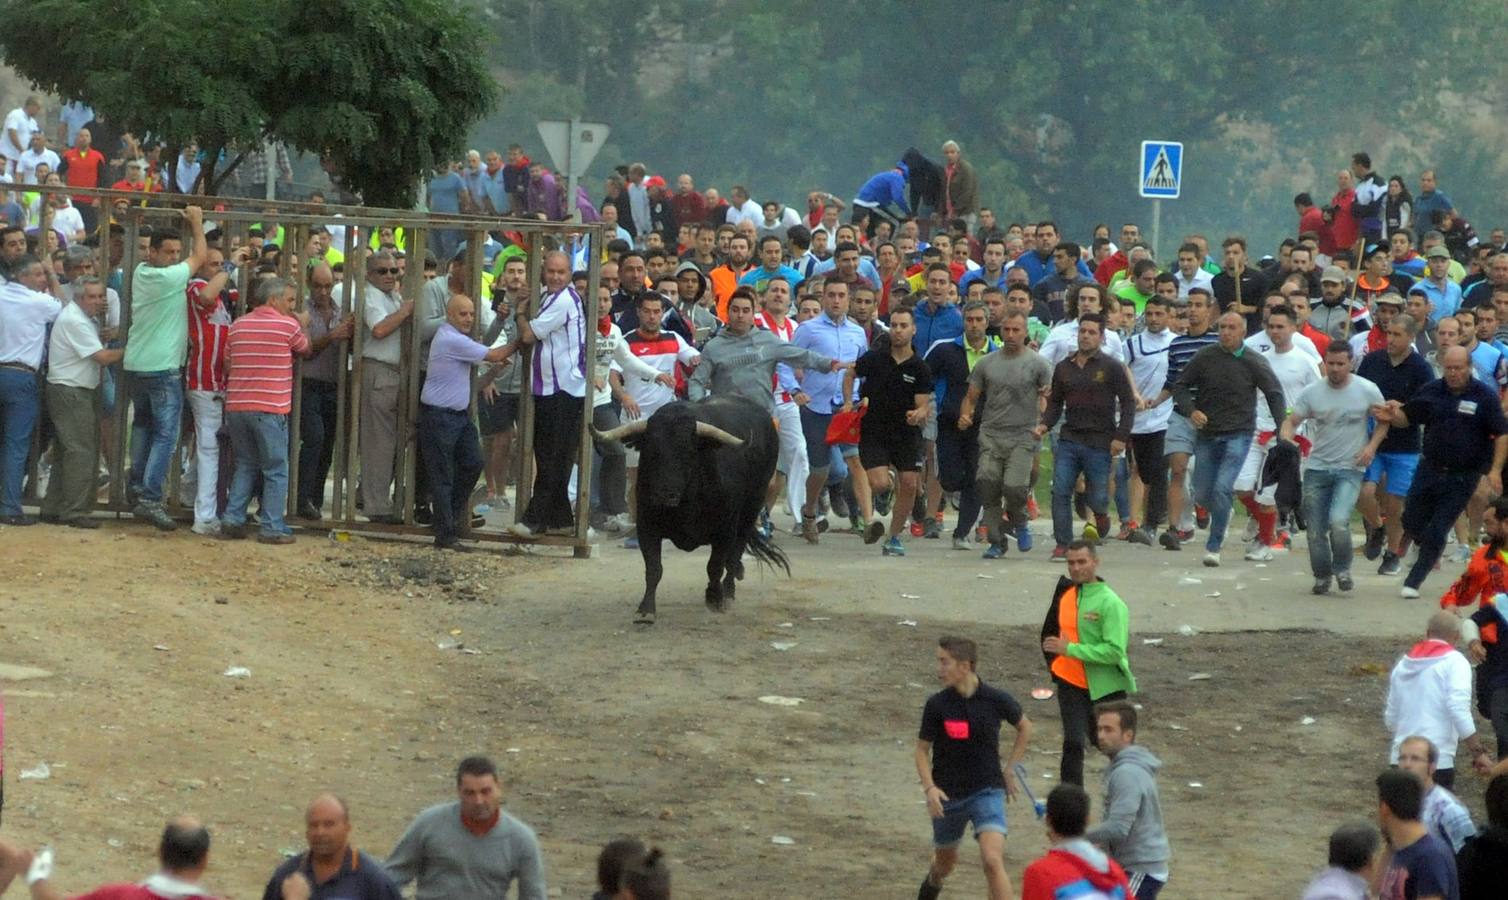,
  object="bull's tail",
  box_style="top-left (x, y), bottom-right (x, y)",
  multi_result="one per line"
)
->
top-left (744, 523), bottom-right (790, 577)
